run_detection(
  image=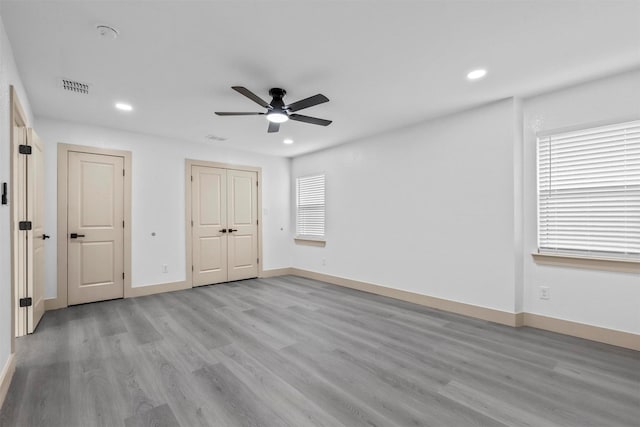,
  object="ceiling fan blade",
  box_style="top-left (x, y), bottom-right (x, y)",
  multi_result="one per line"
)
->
top-left (267, 122), bottom-right (280, 133)
top-left (289, 114), bottom-right (332, 126)
top-left (214, 112), bottom-right (264, 116)
top-left (232, 86), bottom-right (271, 108)
top-left (285, 94), bottom-right (329, 112)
